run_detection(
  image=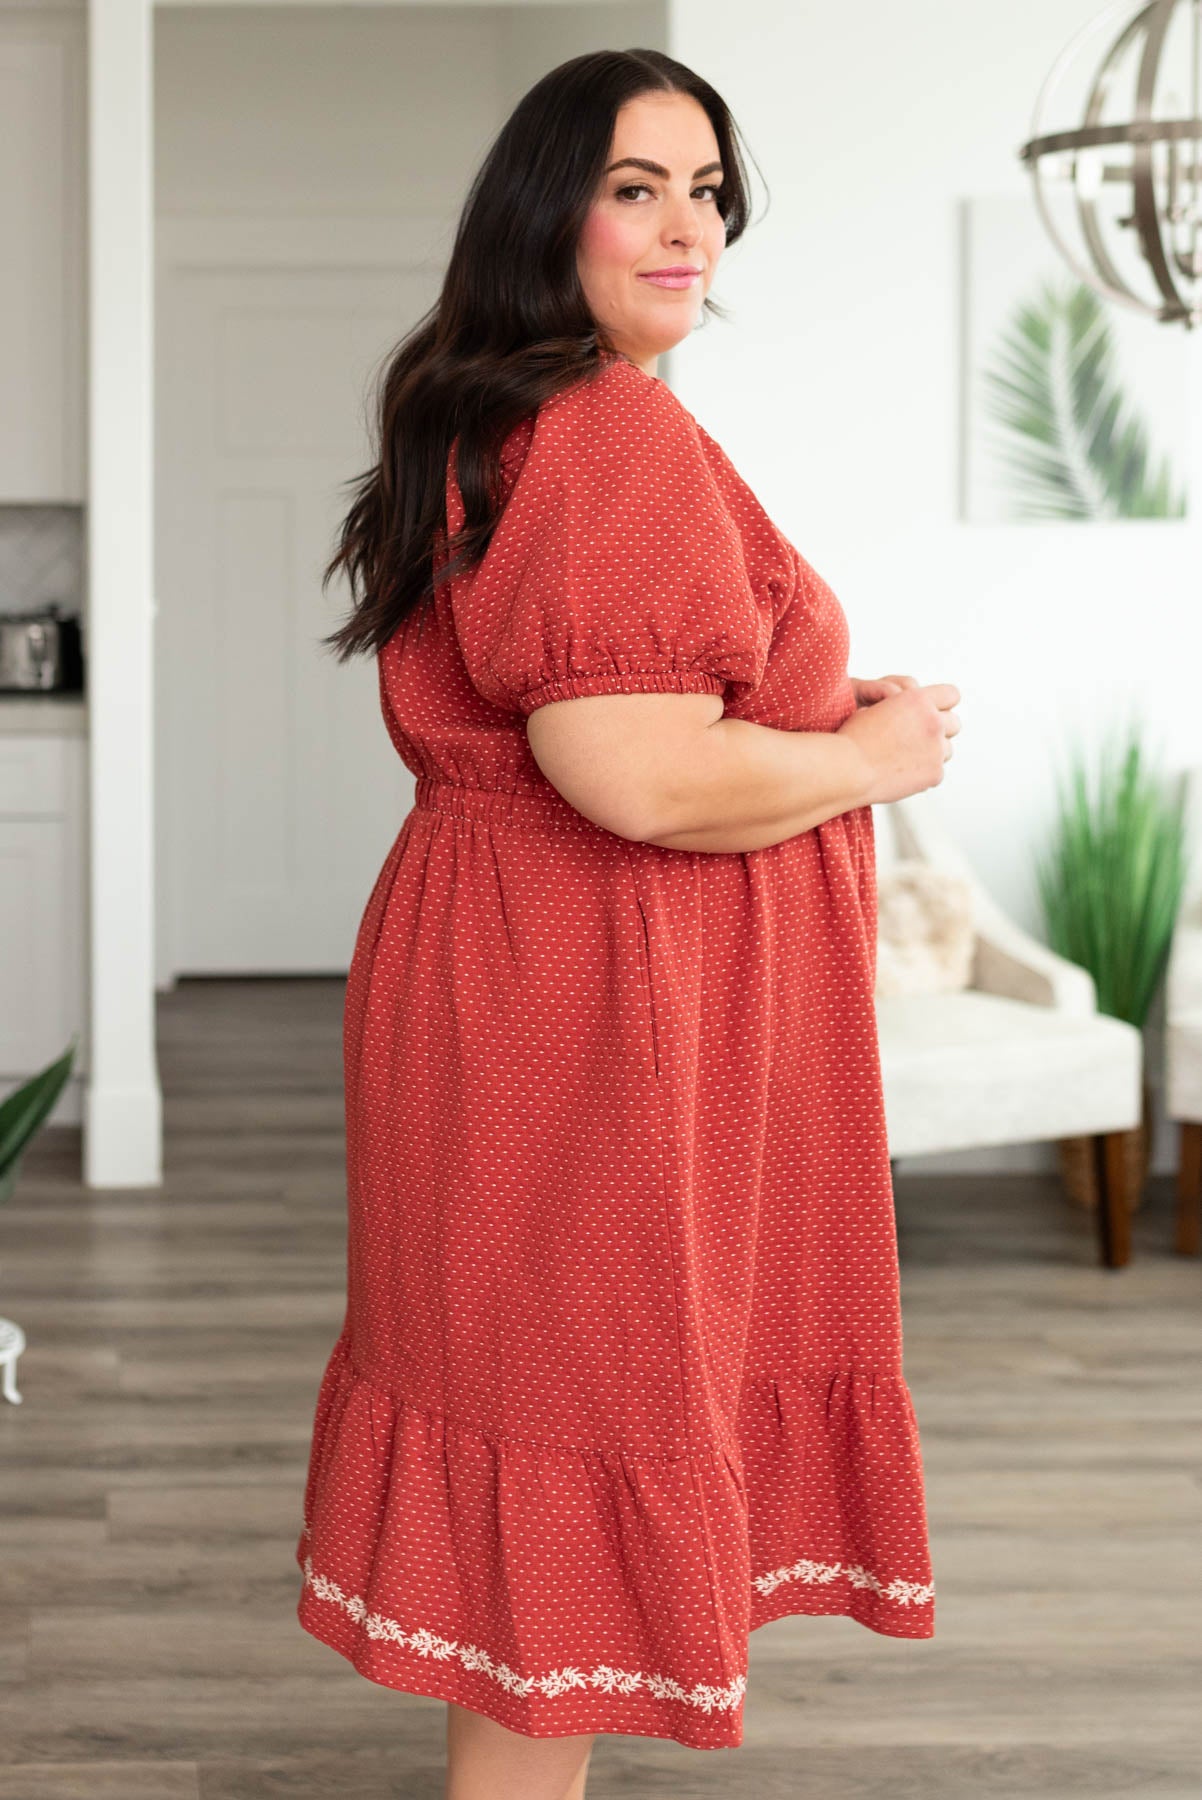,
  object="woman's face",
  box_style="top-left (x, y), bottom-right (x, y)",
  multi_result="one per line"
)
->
top-left (576, 91), bottom-right (727, 376)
